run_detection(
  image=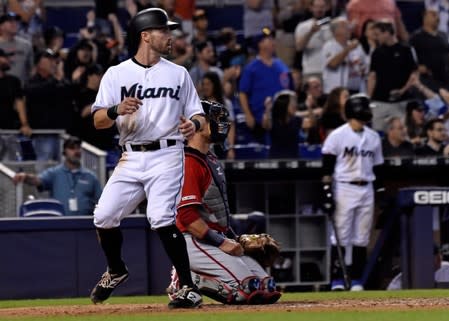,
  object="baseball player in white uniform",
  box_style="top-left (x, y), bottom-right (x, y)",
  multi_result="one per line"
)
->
top-left (89, 8), bottom-right (205, 309)
top-left (321, 94), bottom-right (384, 291)
top-left (167, 100), bottom-right (282, 305)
